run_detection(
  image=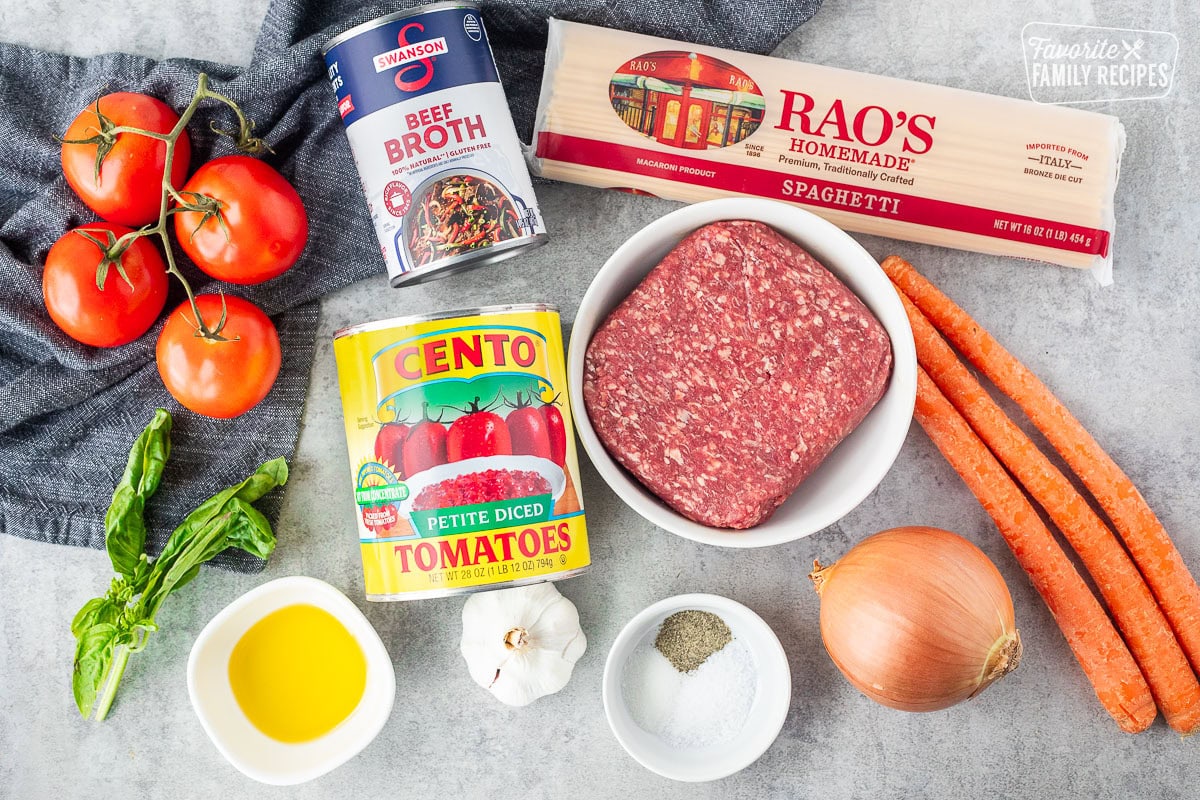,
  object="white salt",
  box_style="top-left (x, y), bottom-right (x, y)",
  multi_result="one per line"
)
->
top-left (621, 641), bottom-right (680, 734)
top-left (620, 634), bottom-right (757, 749)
